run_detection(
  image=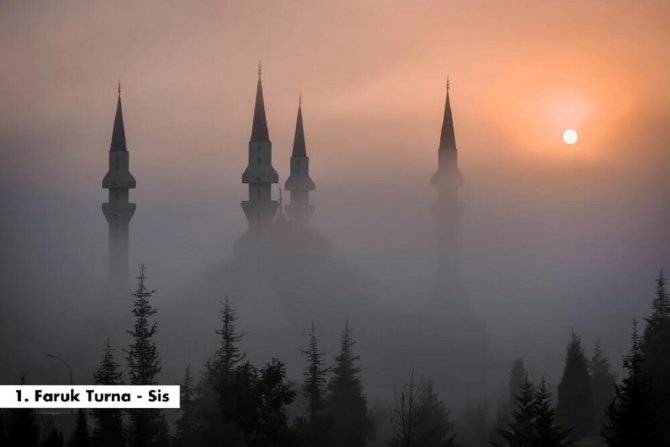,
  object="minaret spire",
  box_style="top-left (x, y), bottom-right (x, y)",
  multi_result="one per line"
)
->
top-left (439, 77), bottom-right (456, 151)
top-left (250, 63), bottom-right (270, 142)
top-left (110, 85), bottom-right (127, 153)
top-left (292, 95), bottom-right (306, 157)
